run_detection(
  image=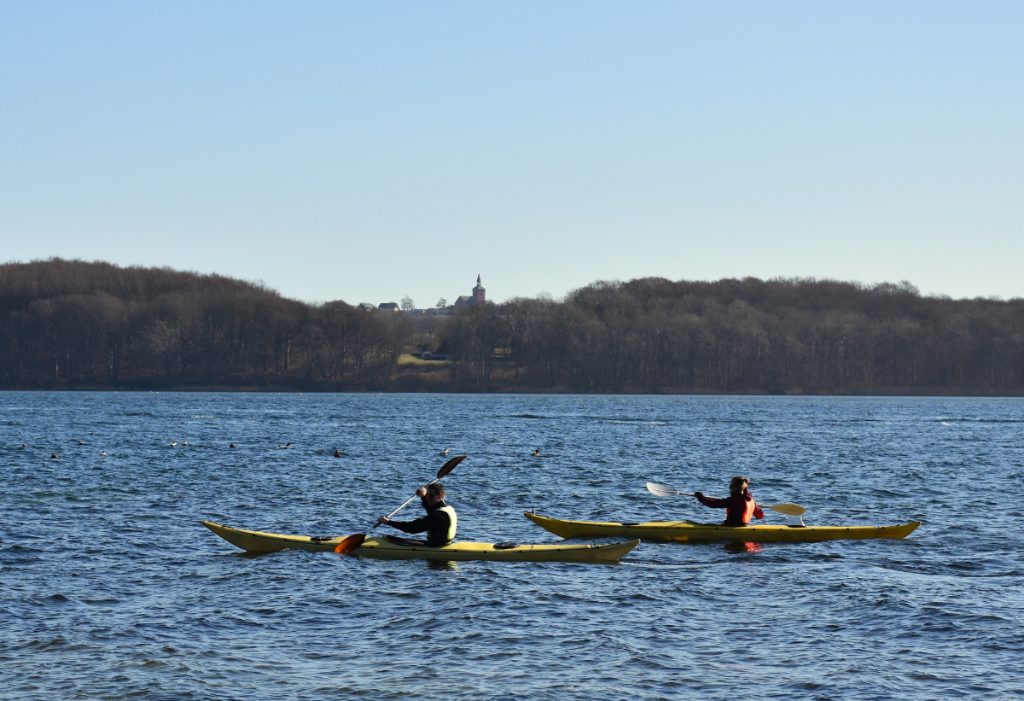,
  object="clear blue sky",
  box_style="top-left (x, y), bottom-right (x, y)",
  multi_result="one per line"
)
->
top-left (2, 1), bottom-right (1022, 305)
